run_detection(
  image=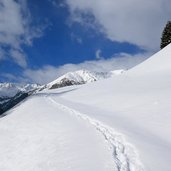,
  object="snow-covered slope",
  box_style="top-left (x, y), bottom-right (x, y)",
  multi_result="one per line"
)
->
top-left (129, 44), bottom-right (171, 75)
top-left (47, 69), bottom-right (124, 89)
top-left (0, 45), bottom-right (171, 170)
top-left (55, 45), bottom-right (171, 171)
top-left (0, 70), bottom-right (124, 114)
